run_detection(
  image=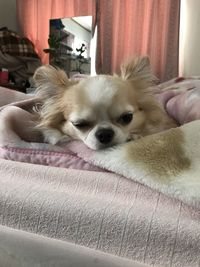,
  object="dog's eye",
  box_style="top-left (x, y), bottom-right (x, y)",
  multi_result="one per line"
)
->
top-left (118, 113), bottom-right (133, 125)
top-left (72, 120), bottom-right (91, 129)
